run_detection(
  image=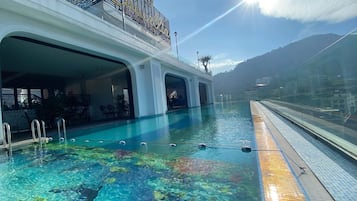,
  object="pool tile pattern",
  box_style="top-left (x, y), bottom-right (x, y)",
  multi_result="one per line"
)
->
top-left (251, 104), bottom-right (305, 201)
top-left (257, 101), bottom-right (357, 201)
